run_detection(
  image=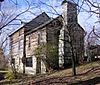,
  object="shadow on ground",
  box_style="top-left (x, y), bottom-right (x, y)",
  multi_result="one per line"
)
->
top-left (70, 77), bottom-right (100, 85)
